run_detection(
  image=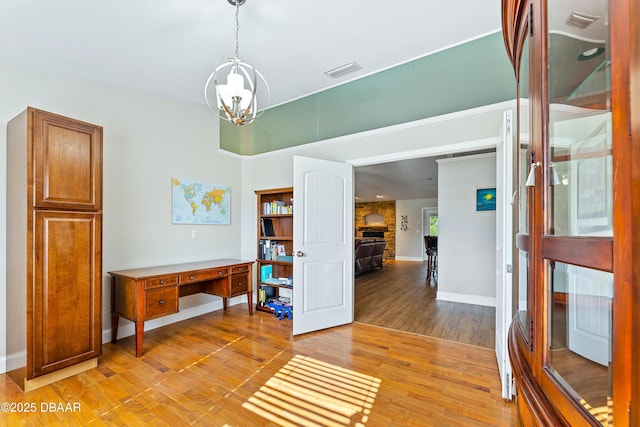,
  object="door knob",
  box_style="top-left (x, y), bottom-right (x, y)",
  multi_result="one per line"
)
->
top-left (295, 251), bottom-right (304, 257)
